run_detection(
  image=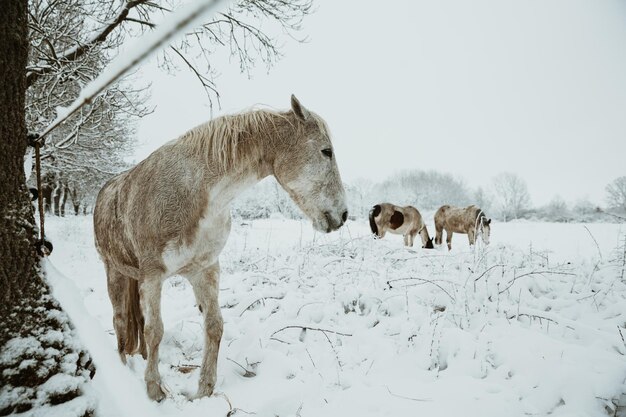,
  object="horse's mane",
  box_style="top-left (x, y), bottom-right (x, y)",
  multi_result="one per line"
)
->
top-left (469, 205), bottom-right (488, 228)
top-left (179, 109), bottom-right (292, 170)
top-left (465, 205), bottom-right (482, 217)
